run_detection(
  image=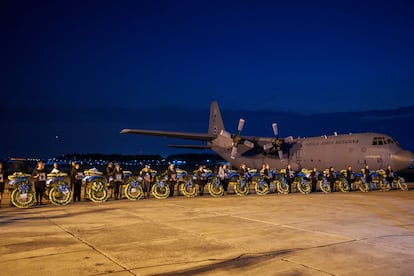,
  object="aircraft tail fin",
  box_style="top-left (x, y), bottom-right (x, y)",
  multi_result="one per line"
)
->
top-left (208, 101), bottom-right (224, 136)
